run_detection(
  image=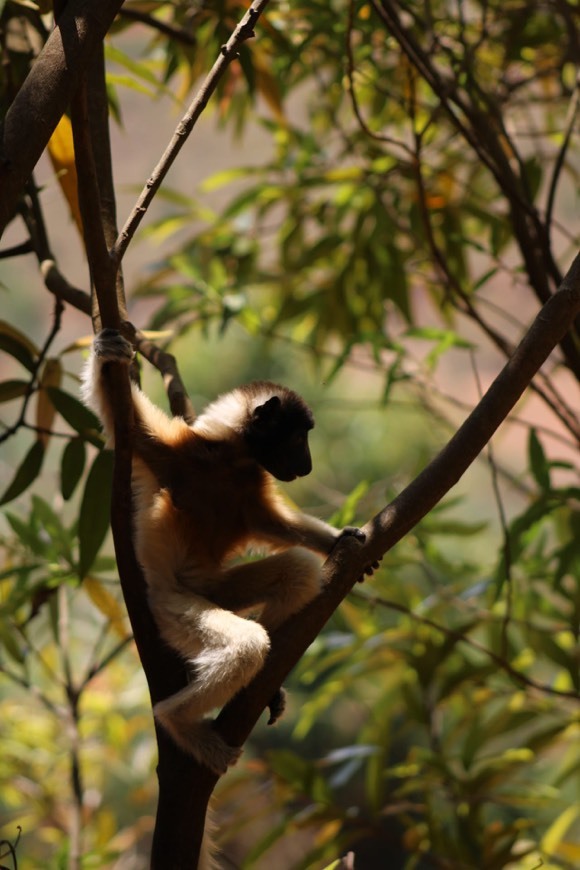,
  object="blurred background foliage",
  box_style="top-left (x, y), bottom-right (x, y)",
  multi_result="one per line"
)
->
top-left (0, 0), bottom-right (579, 868)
